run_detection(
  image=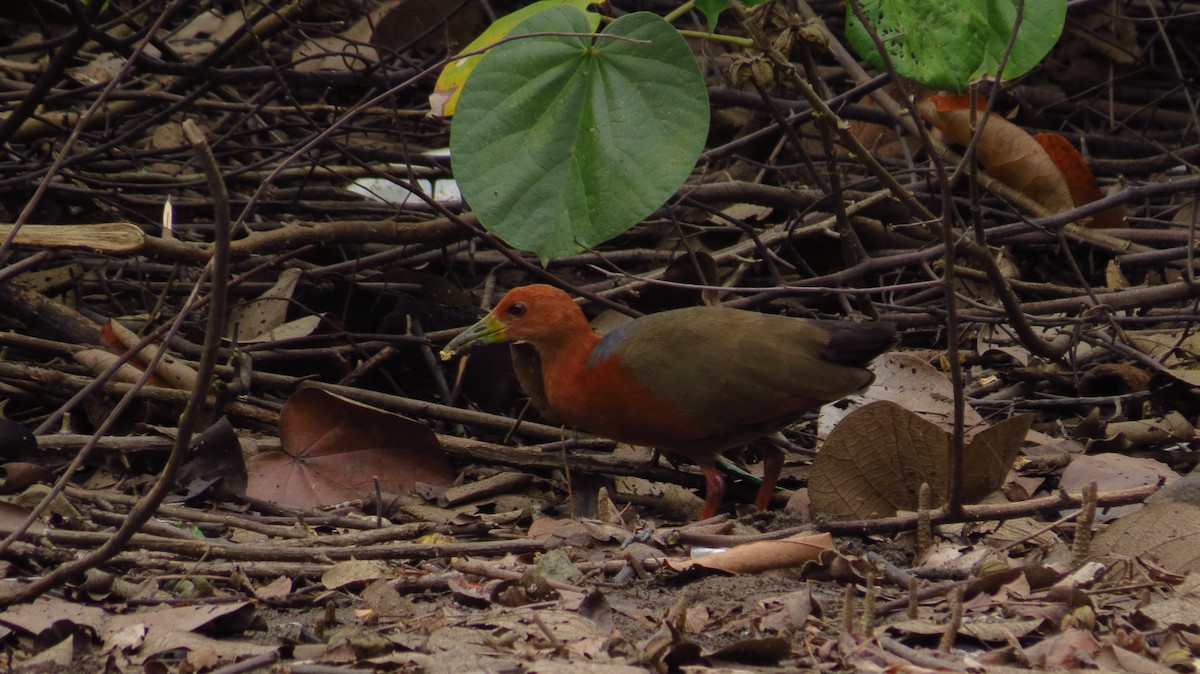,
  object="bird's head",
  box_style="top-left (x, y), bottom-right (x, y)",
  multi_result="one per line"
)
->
top-left (440, 284), bottom-right (589, 360)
